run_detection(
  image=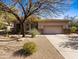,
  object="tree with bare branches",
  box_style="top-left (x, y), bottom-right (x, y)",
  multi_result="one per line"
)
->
top-left (0, 0), bottom-right (69, 37)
